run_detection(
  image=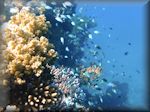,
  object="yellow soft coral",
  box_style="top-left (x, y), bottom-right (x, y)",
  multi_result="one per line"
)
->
top-left (3, 9), bottom-right (57, 84)
top-left (6, 10), bottom-right (50, 41)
